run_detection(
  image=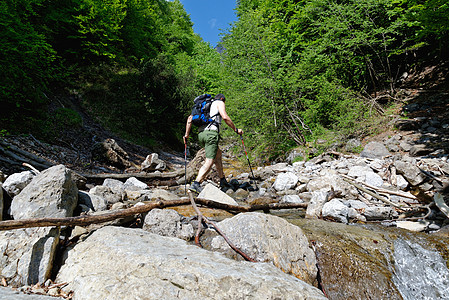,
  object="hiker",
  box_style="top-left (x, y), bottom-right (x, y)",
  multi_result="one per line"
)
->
top-left (184, 93), bottom-right (243, 194)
